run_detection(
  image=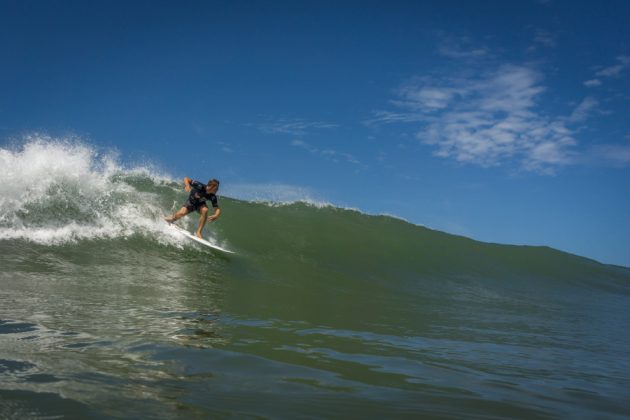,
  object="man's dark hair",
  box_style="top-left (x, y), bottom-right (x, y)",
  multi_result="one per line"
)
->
top-left (208, 179), bottom-right (220, 188)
